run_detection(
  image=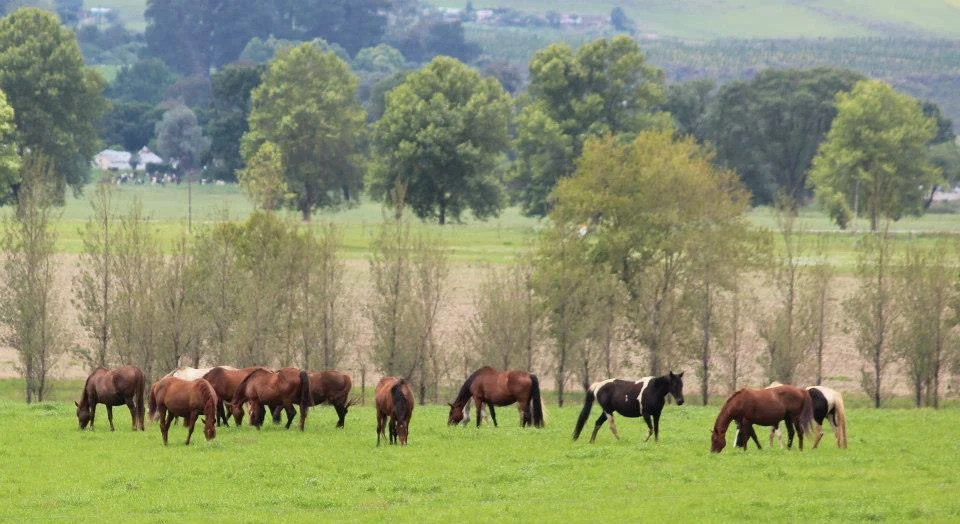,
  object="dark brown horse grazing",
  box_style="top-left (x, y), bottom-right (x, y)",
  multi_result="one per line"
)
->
top-left (269, 370), bottom-right (353, 428)
top-left (447, 366), bottom-right (544, 428)
top-left (75, 365), bottom-right (146, 431)
top-left (711, 385), bottom-right (814, 453)
top-left (202, 366), bottom-right (265, 426)
top-left (231, 368), bottom-right (310, 431)
top-left (375, 377), bottom-right (414, 446)
top-left (148, 377), bottom-right (218, 445)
